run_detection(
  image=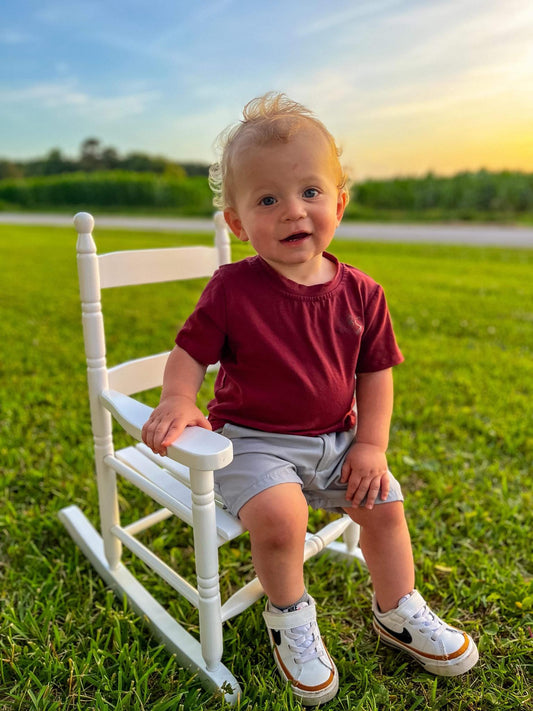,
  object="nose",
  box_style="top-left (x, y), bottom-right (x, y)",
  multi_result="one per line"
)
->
top-left (282, 197), bottom-right (307, 221)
